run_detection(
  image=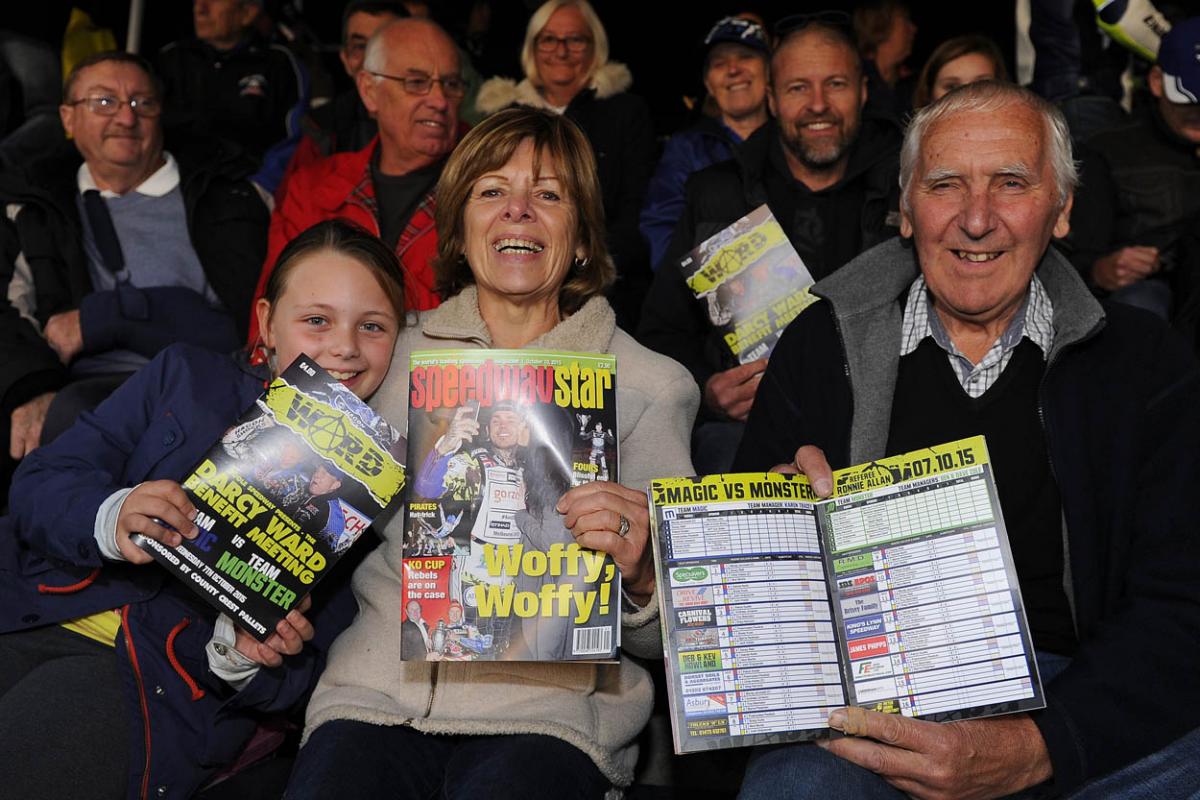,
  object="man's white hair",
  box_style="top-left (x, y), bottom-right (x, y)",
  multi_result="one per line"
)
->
top-left (362, 19), bottom-right (392, 77)
top-left (899, 81), bottom-right (1079, 213)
